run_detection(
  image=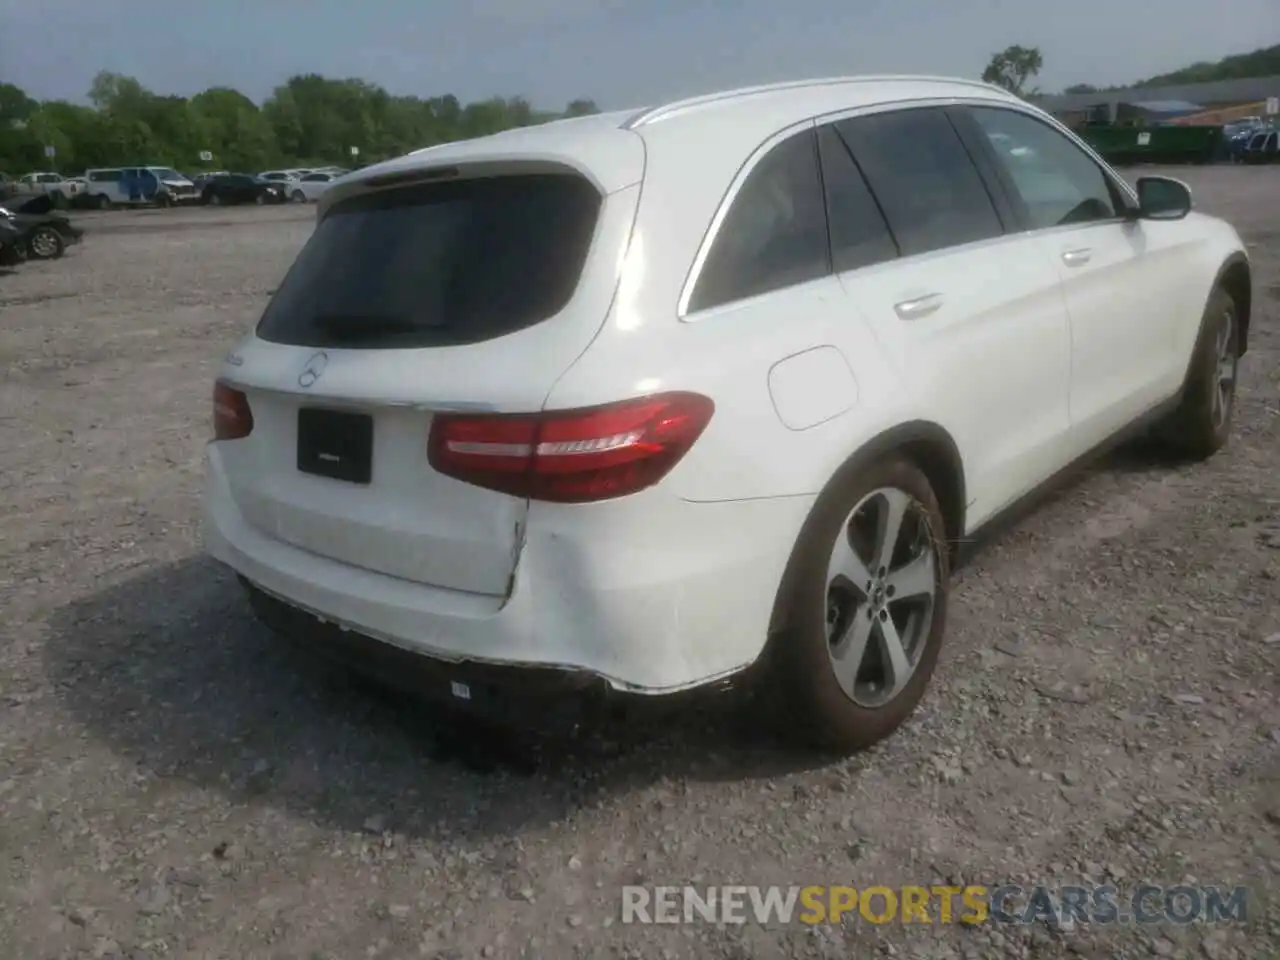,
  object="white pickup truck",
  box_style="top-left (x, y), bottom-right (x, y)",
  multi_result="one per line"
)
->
top-left (12, 172), bottom-right (84, 201)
